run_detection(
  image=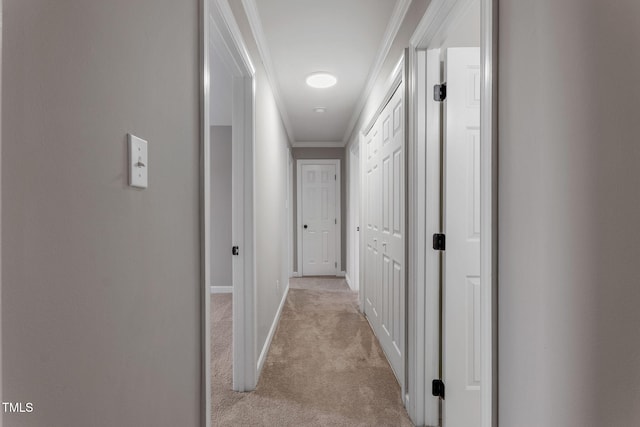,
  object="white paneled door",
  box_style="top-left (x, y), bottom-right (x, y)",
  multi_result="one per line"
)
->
top-left (300, 162), bottom-right (338, 276)
top-left (443, 47), bottom-right (482, 427)
top-left (363, 82), bottom-right (405, 383)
